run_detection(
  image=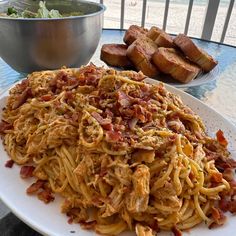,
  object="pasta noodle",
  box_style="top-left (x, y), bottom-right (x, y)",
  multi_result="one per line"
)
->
top-left (1, 64), bottom-right (236, 236)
